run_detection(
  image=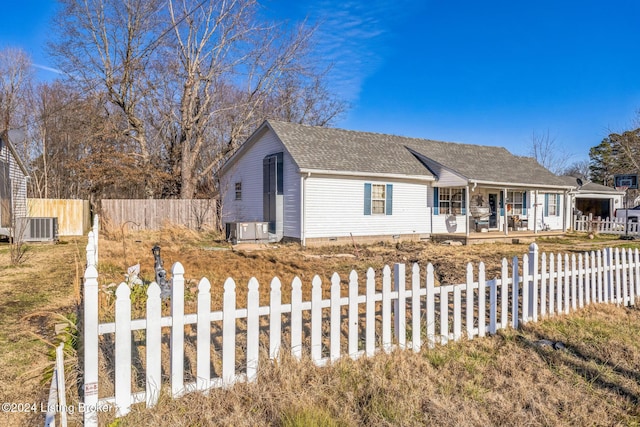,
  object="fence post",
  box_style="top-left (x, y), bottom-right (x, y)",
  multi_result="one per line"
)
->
top-left (311, 276), bottom-right (323, 363)
top-left (489, 277), bottom-right (497, 334)
top-left (290, 277), bottom-right (303, 360)
top-left (571, 254), bottom-right (578, 311)
top-left (86, 231), bottom-right (95, 268)
top-left (83, 265), bottom-right (99, 427)
top-left (615, 248), bottom-right (622, 305)
top-left (222, 277), bottom-right (236, 384)
top-left (394, 264), bottom-right (406, 348)
top-left (426, 264), bottom-right (436, 348)
top-left (330, 273), bottom-right (341, 362)
top-left (465, 264), bottom-right (474, 340)
top-left (622, 249), bottom-right (629, 306)
top-left (501, 259), bottom-right (508, 329)
top-left (564, 254), bottom-right (571, 314)
top-left (246, 278), bottom-right (260, 382)
top-left (196, 278), bottom-right (211, 391)
top-left (269, 277), bottom-right (282, 360)
top-left (56, 342), bottom-right (68, 427)
top-left (348, 270), bottom-right (360, 356)
top-left (540, 252), bottom-right (547, 317)
top-left (522, 253), bottom-right (529, 323)
top-left (512, 256), bottom-right (519, 329)
top-left (366, 268), bottom-right (376, 356)
top-left (146, 283), bottom-right (162, 405)
top-left (171, 262), bottom-right (185, 395)
top-left (411, 264), bottom-right (421, 352)
top-left (114, 284), bottom-right (132, 417)
top-left (529, 243), bottom-right (539, 322)
top-left (478, 262), bottom-right (486, 337)
top-left (92, 214), bottom-right (99, 264)
top-left (382, 266), bottom-right (392, 352)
